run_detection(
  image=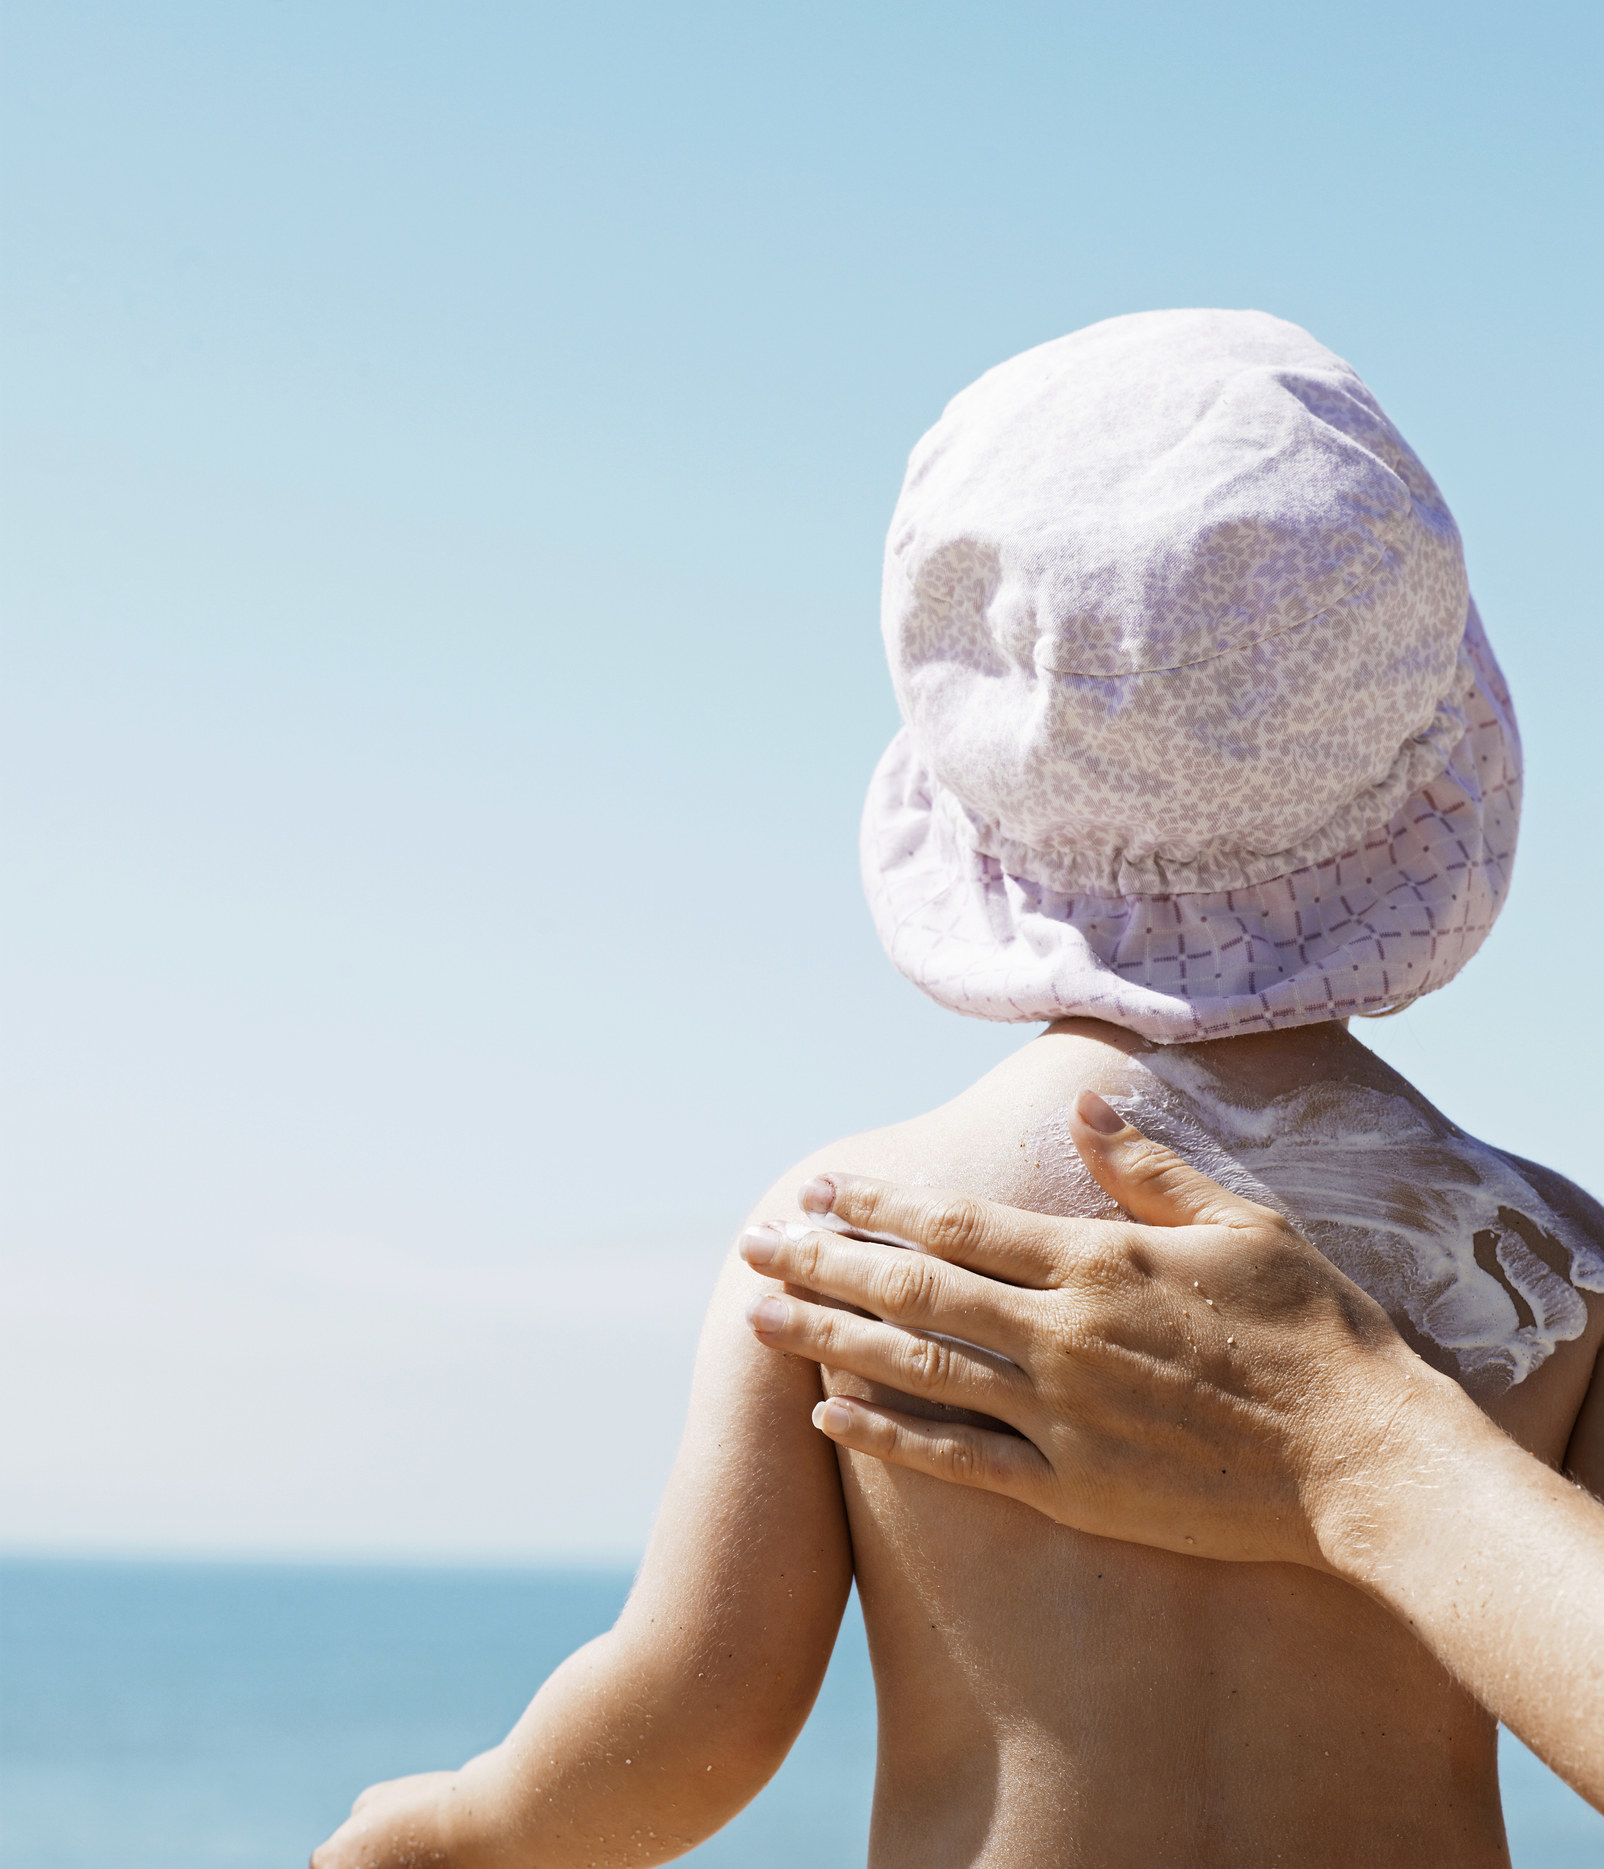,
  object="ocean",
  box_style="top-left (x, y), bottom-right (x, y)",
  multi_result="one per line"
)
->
top-left (1, 1558), bottom-right (1599, 1866)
